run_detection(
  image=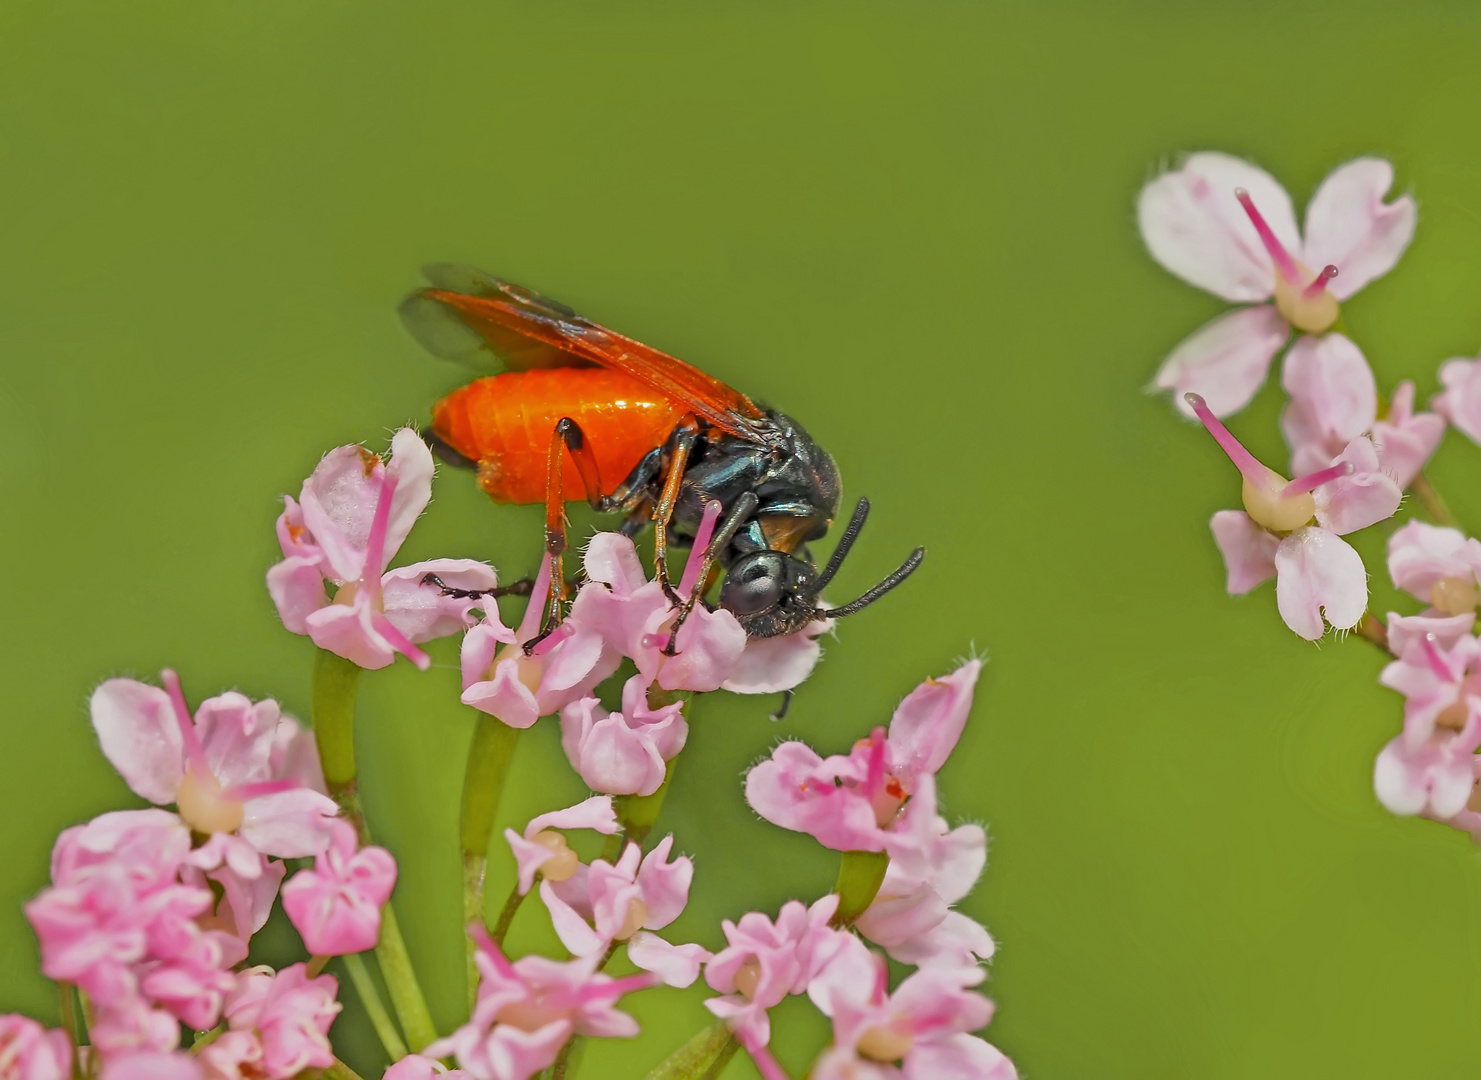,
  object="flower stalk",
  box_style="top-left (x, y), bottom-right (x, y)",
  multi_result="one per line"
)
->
top-left (460, 714), bottom-right (521, 1004)
top-left (640, 1020), bottom-right (740, 1080)
top-left (830, 849), bottom-right (891, 927)
top-left (313, 649), bottom-right (364, 828)
top-left (341, 952), bottom-right (407, 1062)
